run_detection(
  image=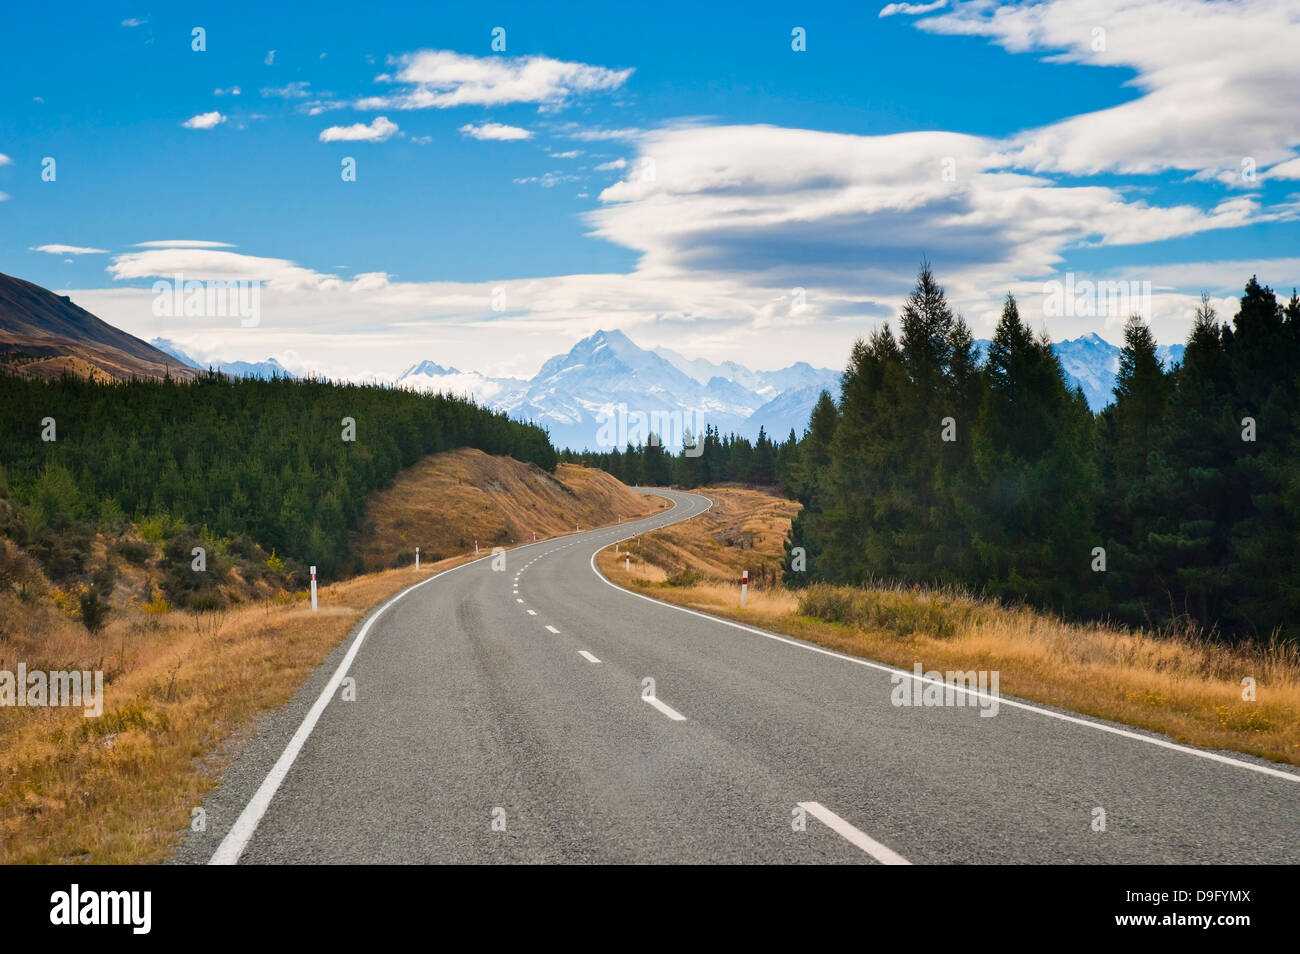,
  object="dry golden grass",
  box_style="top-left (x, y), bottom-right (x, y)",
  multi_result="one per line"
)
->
top-left (601, 487), bottom-right (1300, 767)
top-left (620, 486), bottom-right (798, 587)
top-left (352, 447), bottom-right (665, 571)
top-left (0, 454), bottom-right (649, 863)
